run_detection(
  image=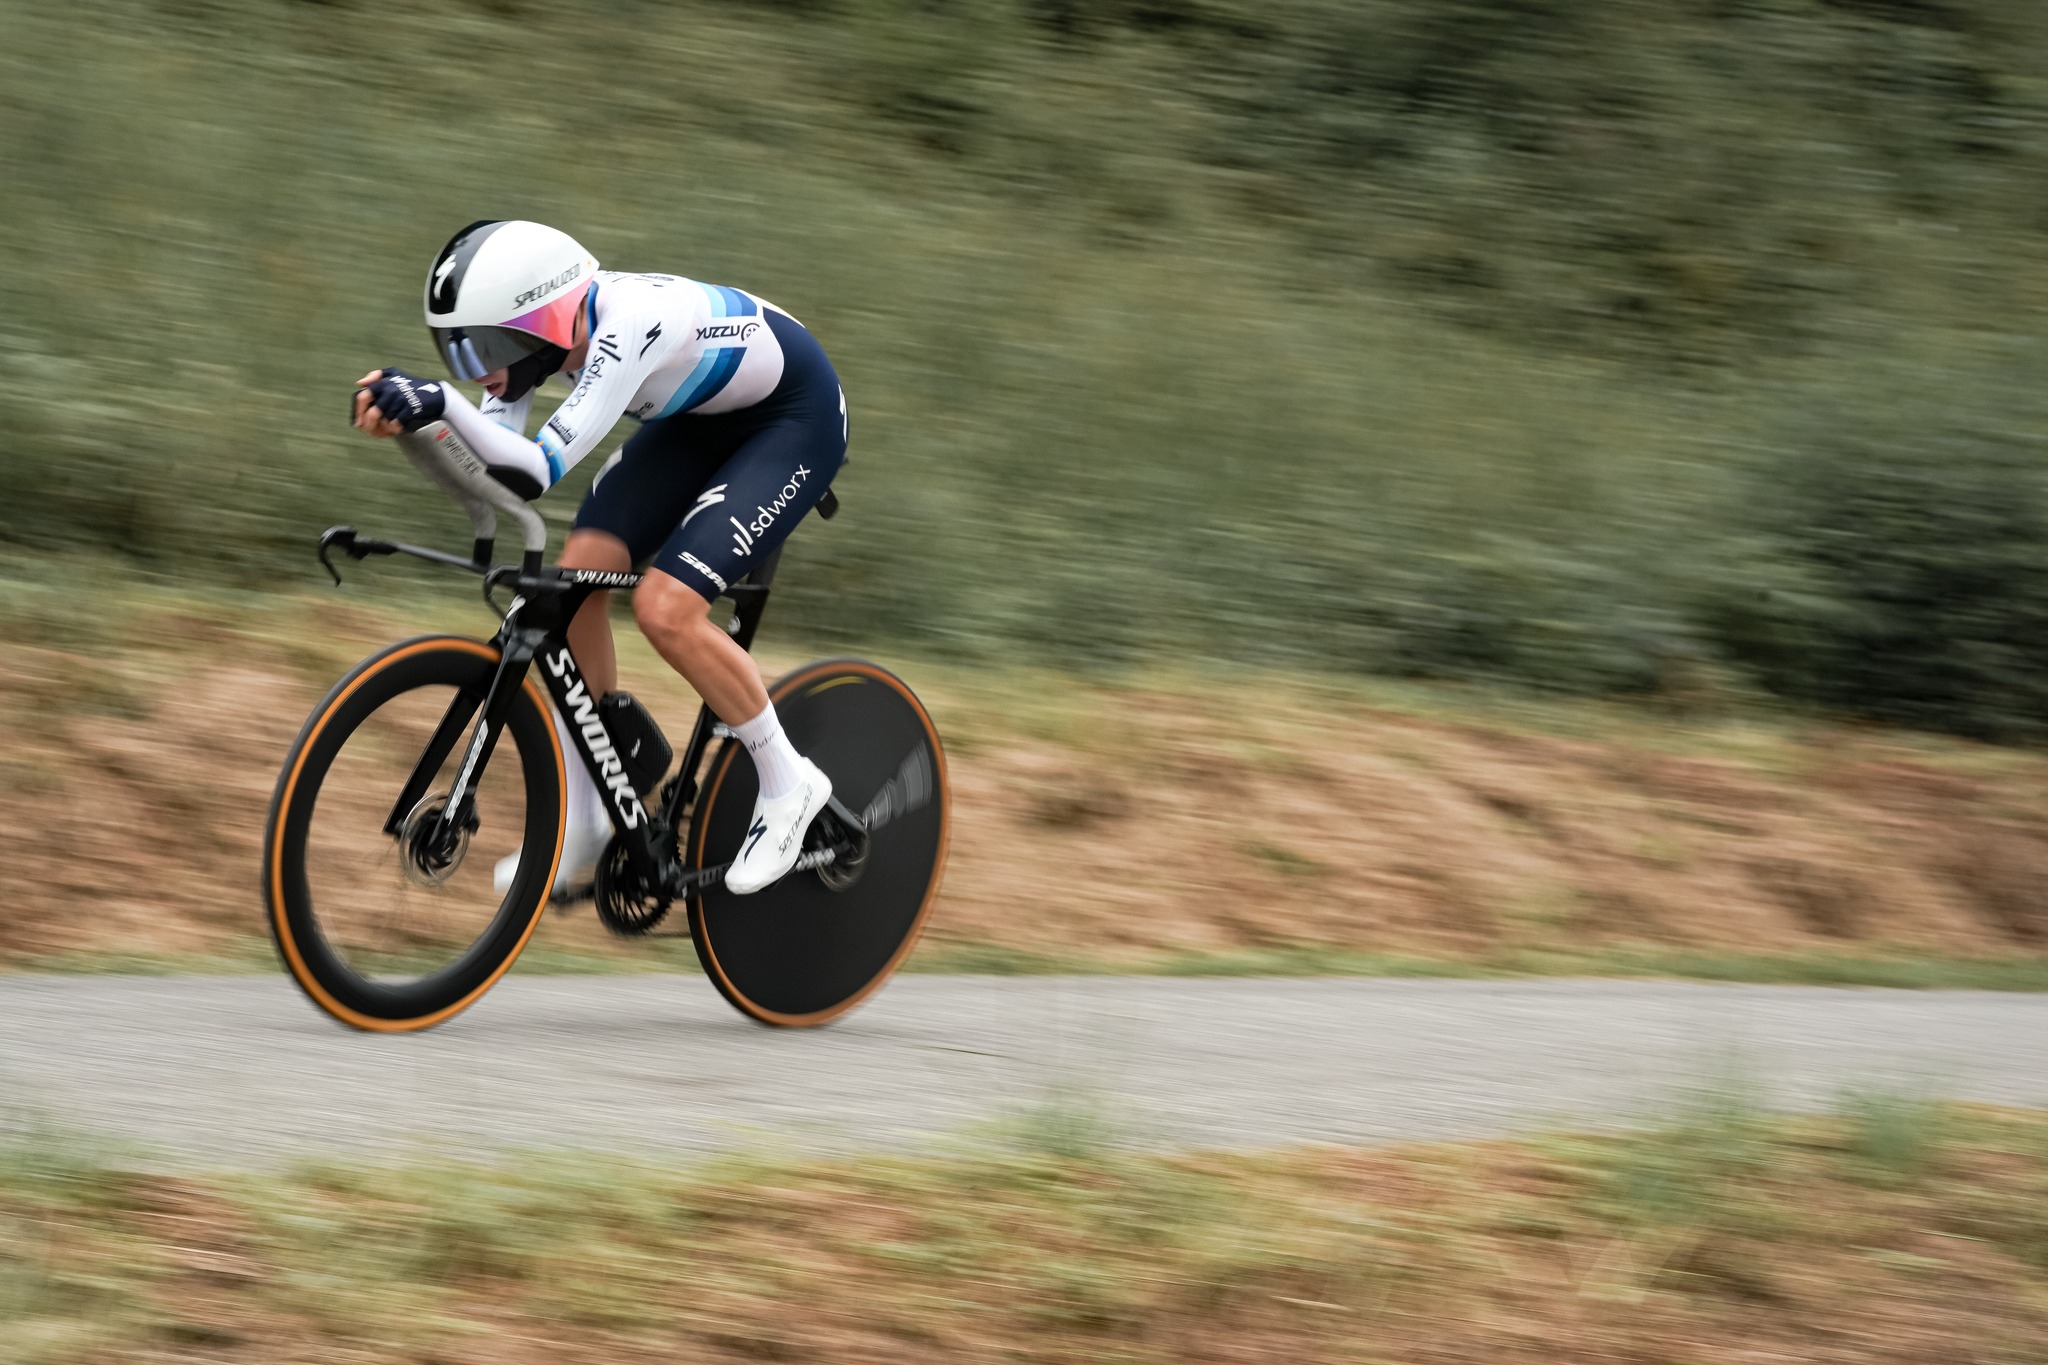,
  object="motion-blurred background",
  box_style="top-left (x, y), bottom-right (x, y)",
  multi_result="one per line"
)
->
top-left (9, 0), bottom-right (2047, 721)
top-left (11, 8), bottom-right (2048, 1362)
top-left (6, 0), bottom-right (2048, 971)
